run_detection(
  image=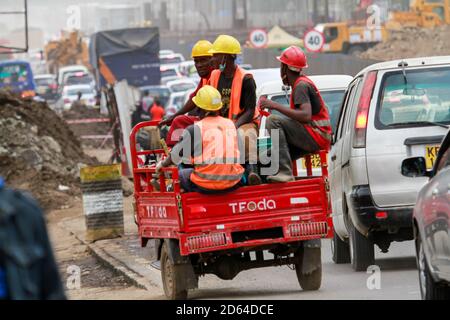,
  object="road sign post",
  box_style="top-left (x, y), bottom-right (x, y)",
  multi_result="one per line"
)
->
top-left (303, 29), bottom-right (325, 53)
top-left (249, 29), bottom-right (269, 49)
